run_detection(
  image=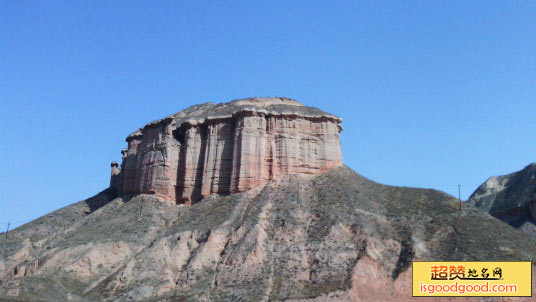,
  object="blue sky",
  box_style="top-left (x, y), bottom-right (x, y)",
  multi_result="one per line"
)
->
top-left (1, 1), bottom-right (535, 228)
